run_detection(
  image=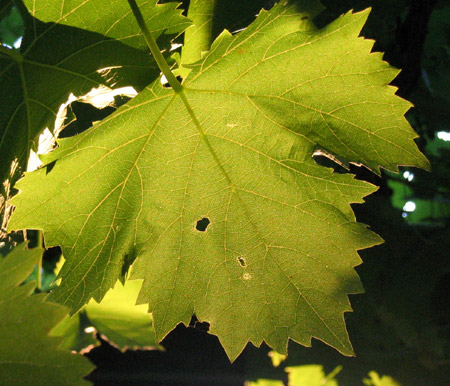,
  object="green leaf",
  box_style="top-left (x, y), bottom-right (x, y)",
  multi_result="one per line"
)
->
top-left (84, 277), bottom-right (162, 351)
top-left (24, 0), bottom-right (190, 48)
top-left (0, 5), bottom-right (23, 47)
top-left (0, 0), bottom-right (189, 185)
top-left (268, 350), bottom-right (288, 368)
top-left (247, 380), bottom-right (285, 386)
top-left (0, 243), bottom-right (94, 385)
top-left (247, 365), bottom-right (341, 386)
top-left (363, 371), bottom-right (401, 386)
top-left (49, 312), bottom-right (99, 353)
top-left (286, 365), bottom-right (339, 386)
top-left (51, 277), bottom-right (160, 352)
top-left (9, 1), bottom-right (428, 360)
